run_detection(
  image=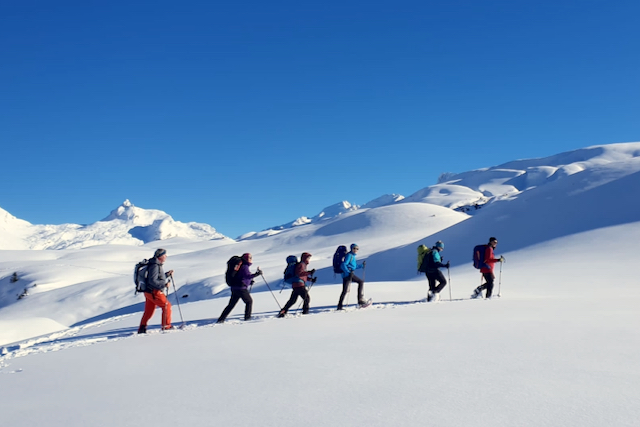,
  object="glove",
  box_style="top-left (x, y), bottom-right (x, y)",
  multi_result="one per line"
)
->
top-left (309, 269), bottom-right (316, 276)
top-left (445, 261), bottom-right (450, 269)
top-left (250, 280), bottom-right (255, 285)
top-left (363, 260), bottom-right (367, 267)
top-left (500, 256), bottom-right (505, 263)
top-left (256, 268), bottom-right (263, 276)
top-left (310, 277), bottom-right (317, 283)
